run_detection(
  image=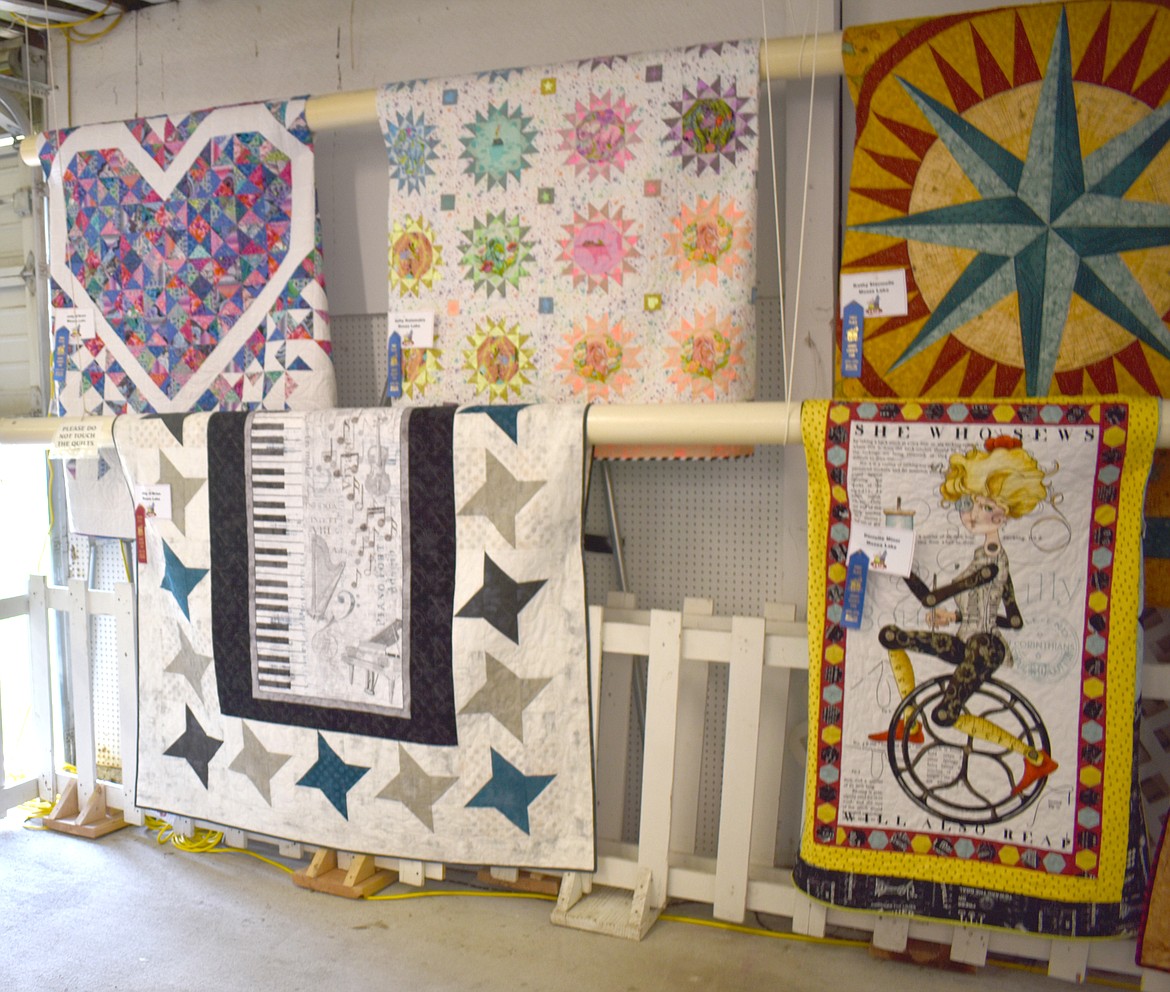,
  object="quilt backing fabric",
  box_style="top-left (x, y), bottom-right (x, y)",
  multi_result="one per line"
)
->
top-left (114, 404), bottom-right (594, 870)
top-left (376, 41), bottom-right (758, 457)
top-left (795, 397), bottom-right (1157, 934)
top-left (39, 100), bottom-right (335, 416)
